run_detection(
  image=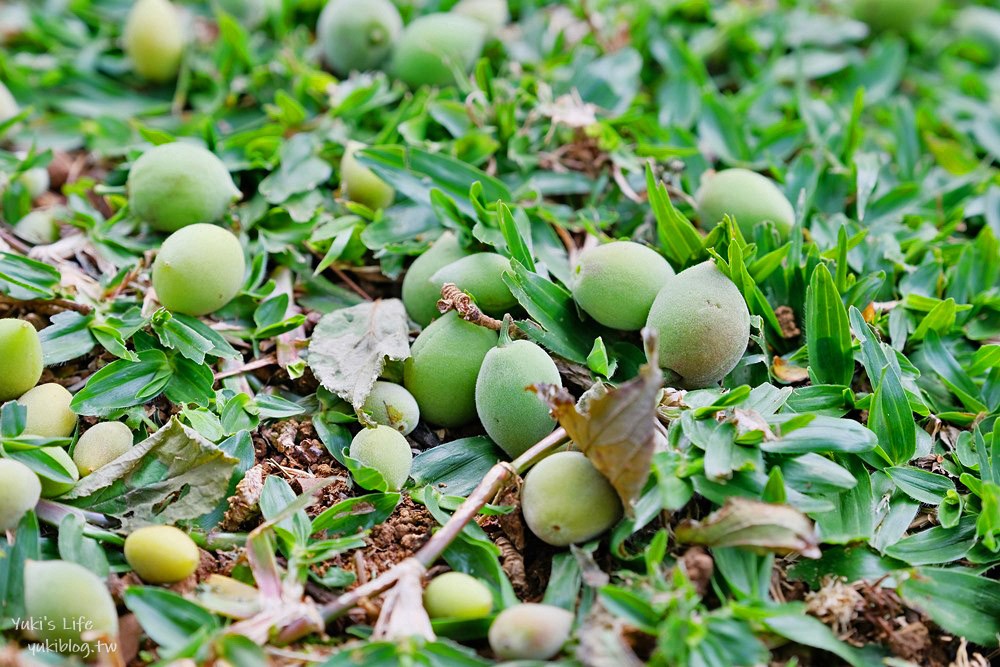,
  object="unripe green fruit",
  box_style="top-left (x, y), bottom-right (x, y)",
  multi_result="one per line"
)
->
top-left (73, 421), bottom-right (134, 476)
top-left (363, 381), bottom-right (420, 436)
top-left (695, 168), bottom-right (794, 240)
top-left (0, 318), bottom-right (43, 402)
top-left (18, 383), bottom-right (77, 439)
top-left (430, 253), bottom-right (518, 315)
top-left (349, 424), bottom-right (413, 491)
top-left (645, 261), bottom-right (750, 388)
top-left (476, 339), bottom-right (560, 459)
top-left (38, 447), bottom-right (79, 498)
top-left (13, 210), bottom-right (58, 245)
top-left (852, 0), bottom-right (937, 33)
top-left (401, 232), bottom-right (472, 326)
top-left (123, 0), bottom-right (186, 82)
top-left (453, 0), bottom-right (509, 35)
top-left (389, 13), bottom-right (487, 88)
top-left (0, 81), bottom-right (18, 136)
top-left (317, 0), bottom-right (402, 74)
top-left (127, 142), bottom-right (241, 232)
top-left (14, 153), bottom-right (50, 198)
top-left (571, 241), bottom-right (674, 331)
top-left (404, 311), bottom-right (498, 427)
top-left (423, 572), bottom-right (493, 619)
top-left (341, 142), bottom-right (395, 210)
top-left (124, 525), bottom-right (200, 584)
top-left (152, 224), bottom-right (246, 316)
top-left (24, 560), bottom-right (118, 649)
top-left (0, 459), bottom-right (41, 531)
top-left (488, 603), bottom-right (574, 661)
